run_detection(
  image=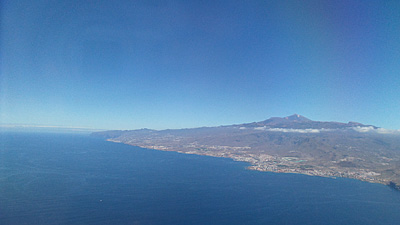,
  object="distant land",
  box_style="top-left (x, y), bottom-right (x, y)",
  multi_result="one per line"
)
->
top-left (0, 124), bottom-right (104, 133)
top-left (92, 115), bottom-right (400, 190)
